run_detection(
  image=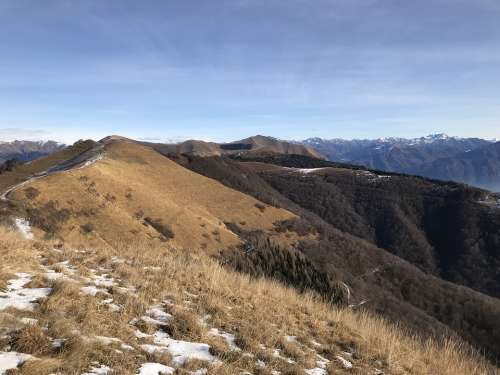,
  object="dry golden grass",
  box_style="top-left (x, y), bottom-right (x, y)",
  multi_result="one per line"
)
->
top-left (0, 226), bottom-right (497, 374)
top-left (11, 140), bottom-right (295, 252)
